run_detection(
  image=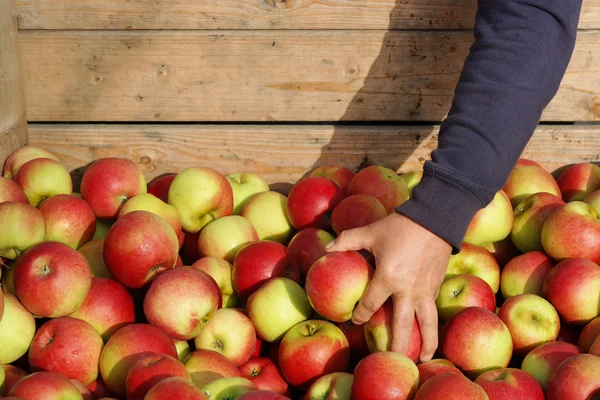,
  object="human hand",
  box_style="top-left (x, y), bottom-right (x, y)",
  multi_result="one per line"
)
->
top-left (325, 212), bottom-right (452, 362)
